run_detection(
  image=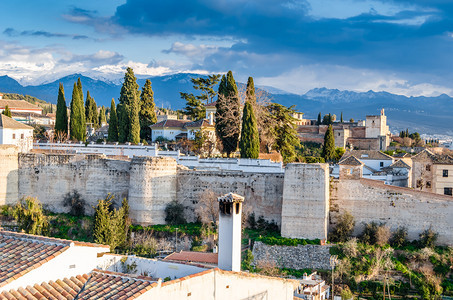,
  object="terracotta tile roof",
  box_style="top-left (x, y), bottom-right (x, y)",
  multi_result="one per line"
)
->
top-left (150, 119), bottom-right (189, 129)
top-left (342, 150), bottom-right (393, 160)
top-left (0, 231), bottom-right (70, 288)
top-left (11, 111), bottom-right (50, 119)
top-left (412, 149), bottom-right (453, 165)
top-left (0, 115), bottom-right (34, 130)
top-left (163, 251), bottom-right (218, 265)
top-left (0, 270), bottom-right (157, 300)
top-left (0, 100), bottom-right (42, 111)
top-left (338, 155), bottom-right (364, 166)
top-left (205, 101), bottom-right (217, 107)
